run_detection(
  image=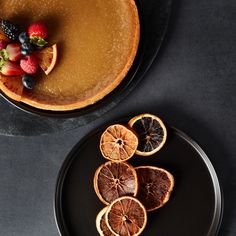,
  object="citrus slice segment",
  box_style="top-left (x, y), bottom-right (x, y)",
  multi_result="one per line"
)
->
top-left (94, 161), bottom-right (138, 205)
top-left (0, 30), bottom-right (10, 43)
top-left (106, 196), bottom-right (147, 236)
top-left (0, 75), bottom-right (23, 101)
top-left (135, 166), bottom-right (174, 211)
top-left (96, 207), bottom-right (115, 236)
top-left (128, 114), bottom-right (167, 156)
top-left (100, 124), bottom-right (138, 162)
top-left (36, 44), bottom-right (57, 75)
